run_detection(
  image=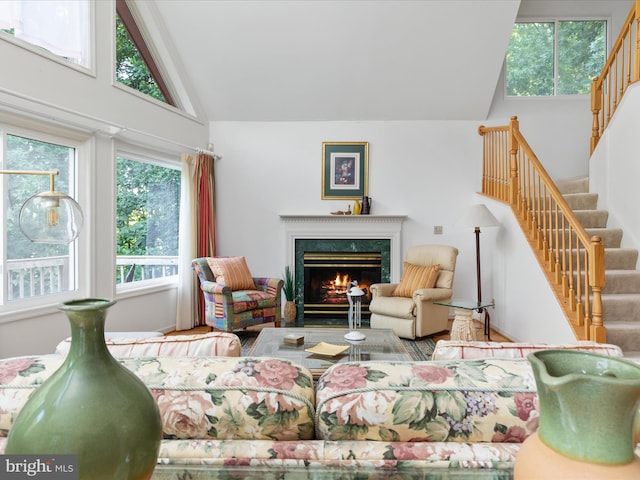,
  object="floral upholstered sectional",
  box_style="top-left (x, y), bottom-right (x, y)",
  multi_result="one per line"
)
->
top-left (315, 360), bottom-right (538, 445)
top-left (0, 353), bottom-right (543, 470)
